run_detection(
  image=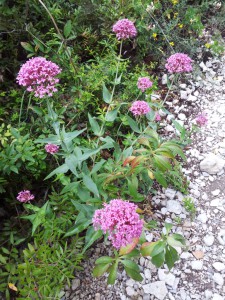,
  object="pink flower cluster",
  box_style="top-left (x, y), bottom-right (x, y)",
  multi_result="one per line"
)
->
top-left (112, 19), bottom-right (137, 40)
top-left (155, 112), bottom-right (161, 121)
top-left (129, 100), bottom-right (151, 116)
top-left (17, 190), bottom-right (34, 203)
top-left (16, 57), bottom-right (62, 98)
top-left (93, 199), bottom-right (143, 249)
top-left (45, 144), bottom-right (59, 154)
top-left (196, 113), bottom-right (208, 126)
top-left (137, 77), bottom-right (153, 92)
top-left (165, 53), bottom-right (193, 73)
